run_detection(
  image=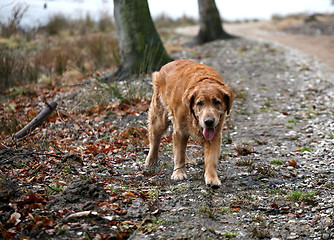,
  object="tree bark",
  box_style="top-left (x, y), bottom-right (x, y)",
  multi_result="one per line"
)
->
top-left (113, 0), bottom-right (172, 79)
top-left (185, 0), bottom-right (233, 47)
